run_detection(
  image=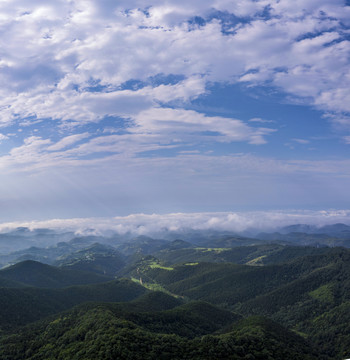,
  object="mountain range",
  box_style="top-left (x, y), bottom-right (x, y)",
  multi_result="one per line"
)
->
top-left (0, 224), bottom-right (349, 358)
